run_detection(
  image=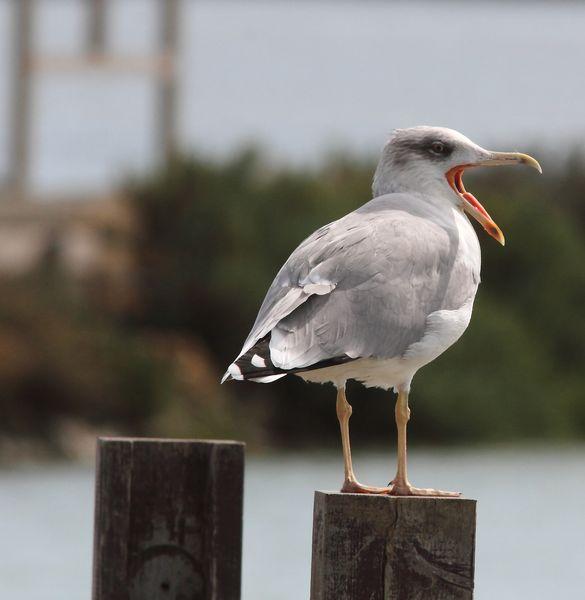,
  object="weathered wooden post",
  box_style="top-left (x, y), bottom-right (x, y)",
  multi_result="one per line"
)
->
top-left (310, 492), bottom-right (476, 600)
top-left (92, 437), bottom-right (244, 600)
